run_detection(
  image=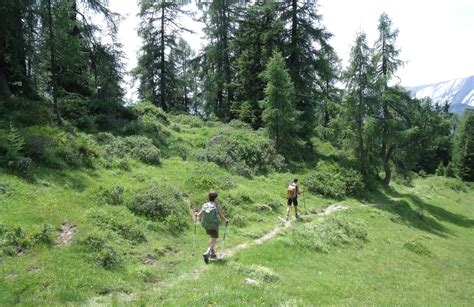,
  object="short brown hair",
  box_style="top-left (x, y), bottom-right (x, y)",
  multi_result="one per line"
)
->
top-left (208, 191), bottom-right (218, 201)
